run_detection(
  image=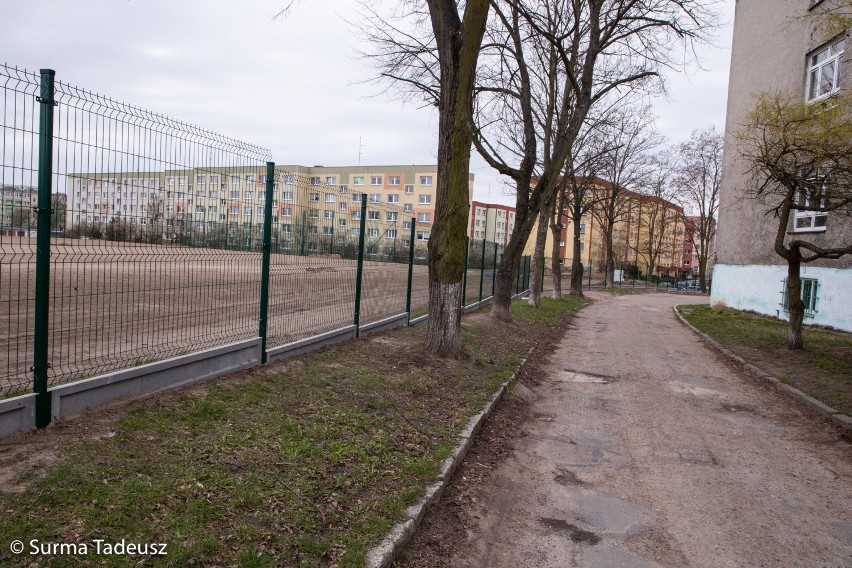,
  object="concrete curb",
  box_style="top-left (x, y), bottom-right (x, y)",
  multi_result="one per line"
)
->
top-left (364, 346), bottom-right (536, 568)
top-left (672, 306), bottom-right (851, 433)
